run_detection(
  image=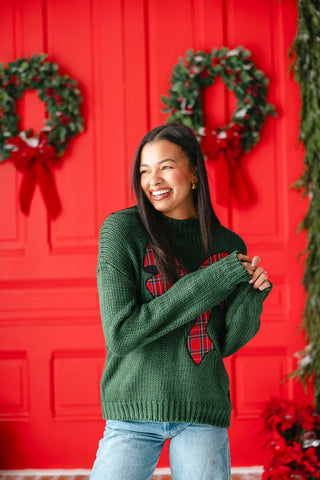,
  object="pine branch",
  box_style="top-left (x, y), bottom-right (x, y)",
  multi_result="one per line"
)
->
top-left (292, 0), bottom-right (320, 407)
